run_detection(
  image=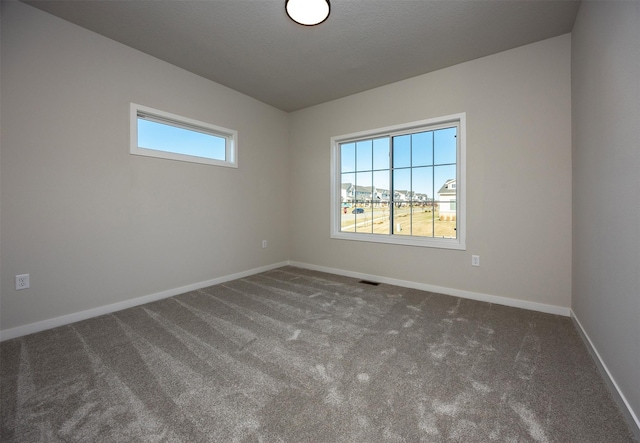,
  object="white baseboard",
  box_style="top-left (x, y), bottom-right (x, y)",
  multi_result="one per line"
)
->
top-left (0, 261), bottom-right (288, 342)
top-left (571, 311), bottom-right (640, 439)
top-left (0, 259), bottom-right (571, 341)
top-left (288, 261), bottom-right (571, 317)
